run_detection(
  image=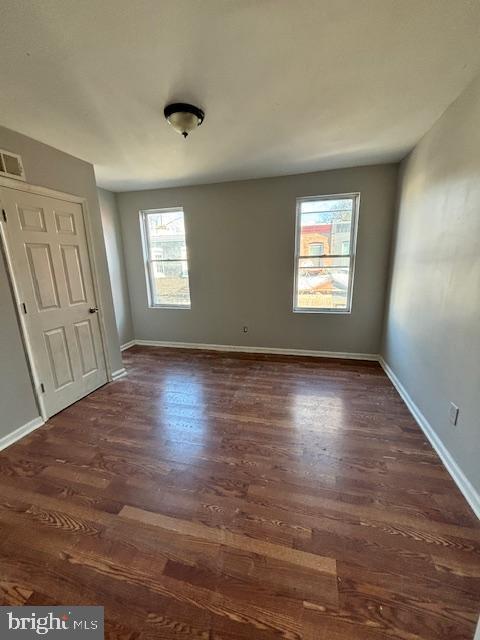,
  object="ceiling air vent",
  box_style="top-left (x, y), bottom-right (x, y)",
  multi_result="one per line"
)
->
top-left (0, 149), bottom-right (26, 181)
